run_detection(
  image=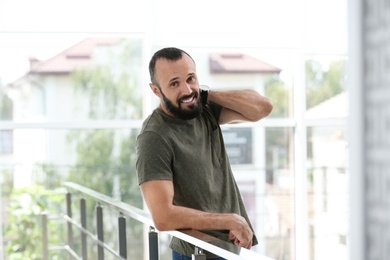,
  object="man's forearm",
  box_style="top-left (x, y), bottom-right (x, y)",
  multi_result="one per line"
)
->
top-left (154, 203), bottom-right (239, 231)
top-left (207, 89), bottom-right (273, 122)
top-left (155, 204), bottom-right (253, 248)
top-left (140, 153), bottom-right (255, 248)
